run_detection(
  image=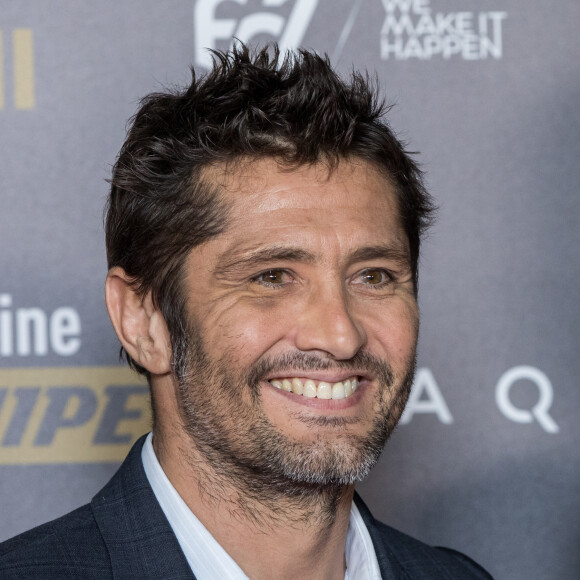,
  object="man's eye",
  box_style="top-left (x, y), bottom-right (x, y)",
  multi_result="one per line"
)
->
top-left (359, 269), bottom-right (391, 286)
top-left (254, 270), bottom-right (287, 286)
